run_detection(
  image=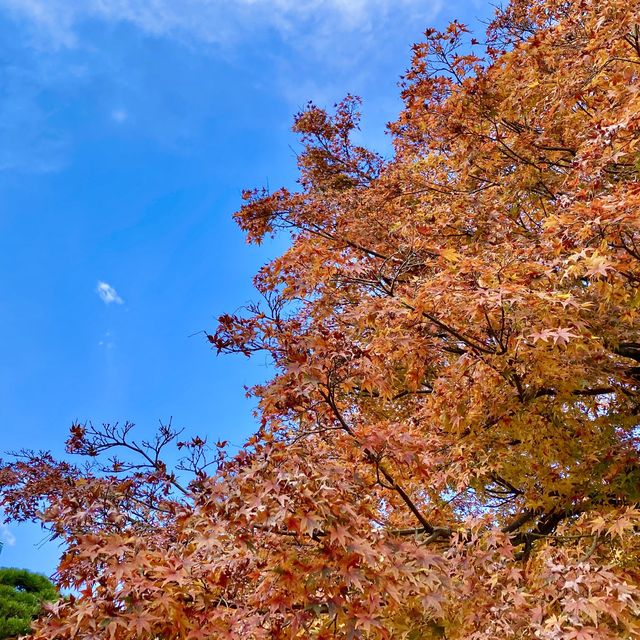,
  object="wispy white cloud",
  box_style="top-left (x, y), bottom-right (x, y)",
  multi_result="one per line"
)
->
top-left (96, 281), bottom-right (124, 305)
top-left (0, 0), bottom-right (439, 52)
top-left (0, 523), bottom-right (16, 547)
top-left (0, 0), bottom-right (445, 172)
